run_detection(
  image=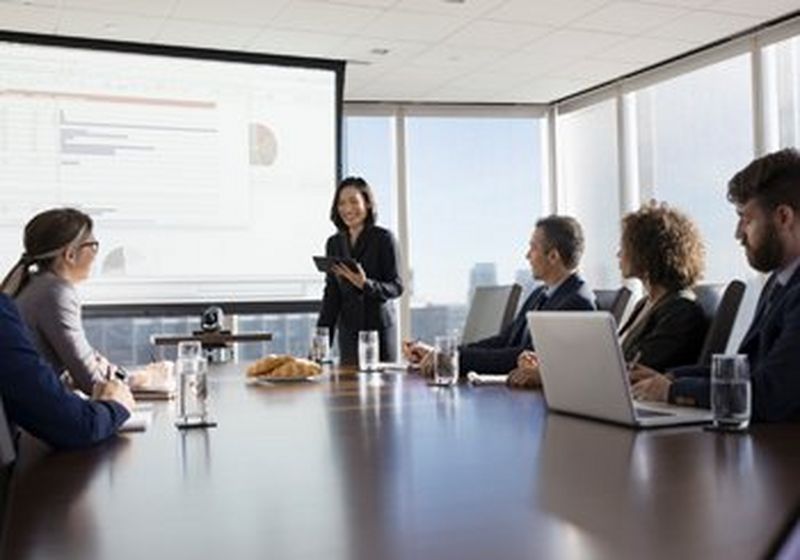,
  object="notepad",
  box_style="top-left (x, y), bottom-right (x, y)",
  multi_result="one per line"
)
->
top-left (119, 406), bottom-right (154, 432)
top-left (466, 371), bottom-right (508, 385)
